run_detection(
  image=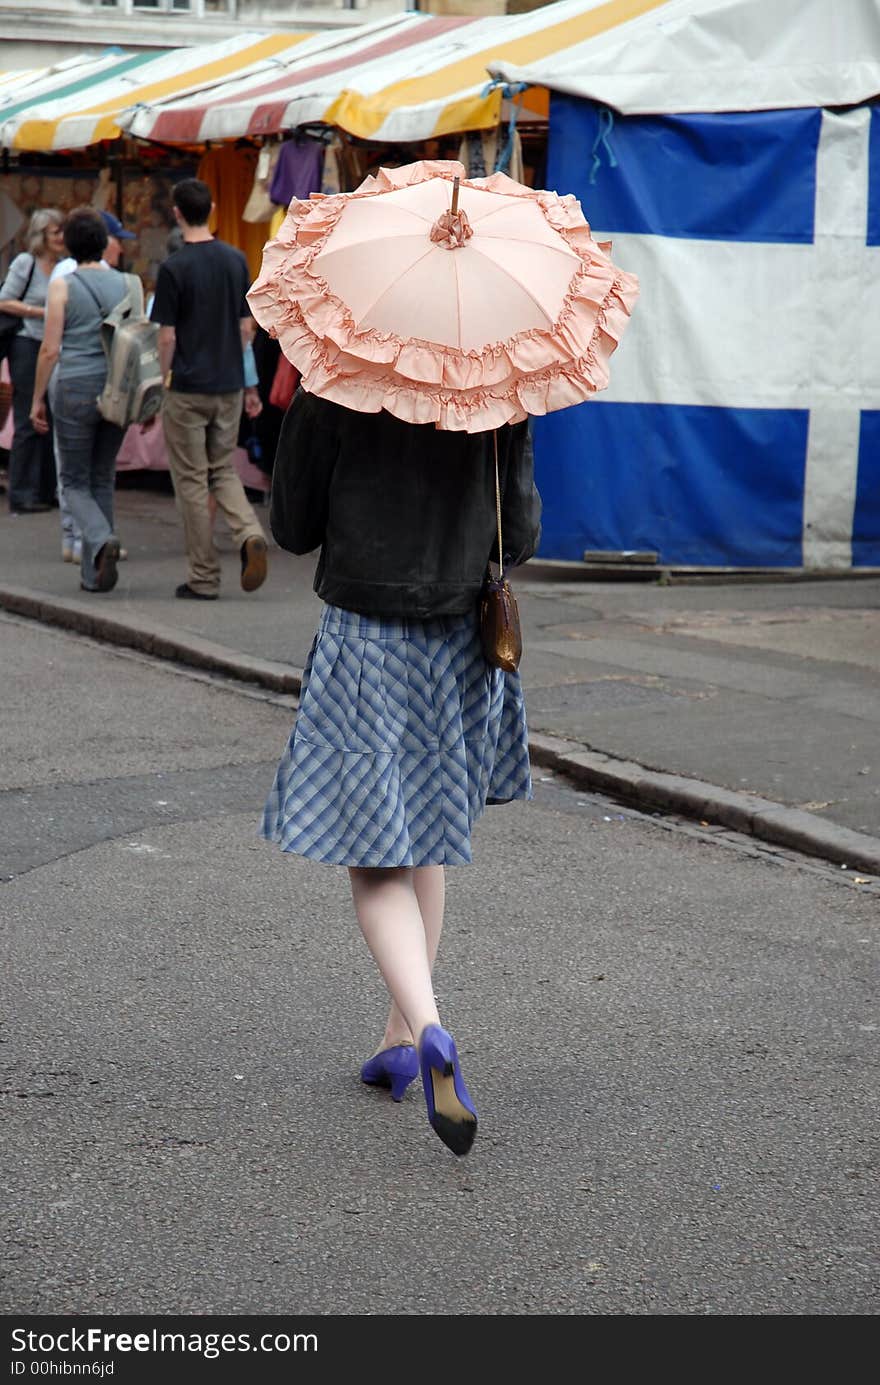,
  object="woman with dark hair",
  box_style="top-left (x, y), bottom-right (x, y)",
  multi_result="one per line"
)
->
top-left (30, 208), bottom-right (128, 593)
top-left (0, 207), bottom-right (64, 512)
